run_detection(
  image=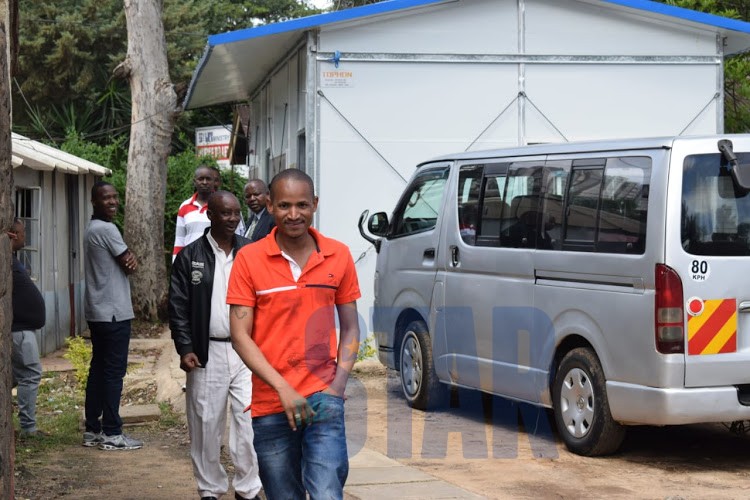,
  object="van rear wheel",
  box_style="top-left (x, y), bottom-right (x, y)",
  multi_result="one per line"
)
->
top-left (553, 347), bottom-right (625, 456)
top-left (399, 321), bottom-right (444, 410)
